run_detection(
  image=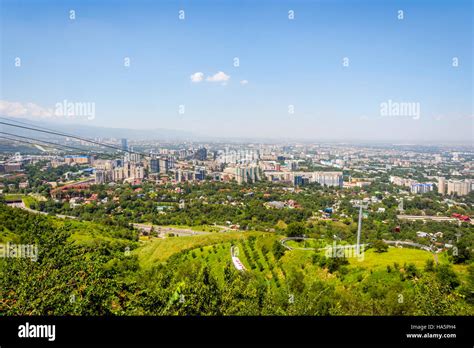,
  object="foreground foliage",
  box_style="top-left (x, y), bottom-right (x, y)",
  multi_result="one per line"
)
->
top-left (0, 204), bottom-right (472, 316)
